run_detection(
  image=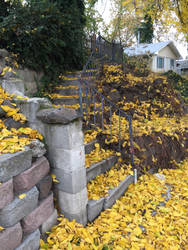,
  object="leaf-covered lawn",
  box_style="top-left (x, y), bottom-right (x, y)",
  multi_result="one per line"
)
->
top-left (41, 159), bottom-right (188, 250)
